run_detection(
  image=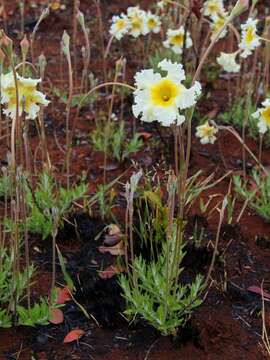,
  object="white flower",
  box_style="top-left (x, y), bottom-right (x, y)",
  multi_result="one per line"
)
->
top-left (239, 18), bottom-right (261, 58)
top-left (1, 72), bottom-right (49, 120)
top-left (210, 14), bottom-right (228, 41)
top-left (196, 122), bottom-right (218, 144)
top-left (217, 51), bottom-right (240, 73)
top-left (132, 59), bottom-right (201, 127)
top-left (252, 99), bottom-right (270, 134)
top-left (145, 12), bottom-right (161, 34)
top-left (203, 0), bottom-right (225, 20)
top-left (127, 6), bottom-right (148, 37)
top-left (163, 27), bottom-right (192, 55)
top-left (109, 14), bottom-right (129, 40)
